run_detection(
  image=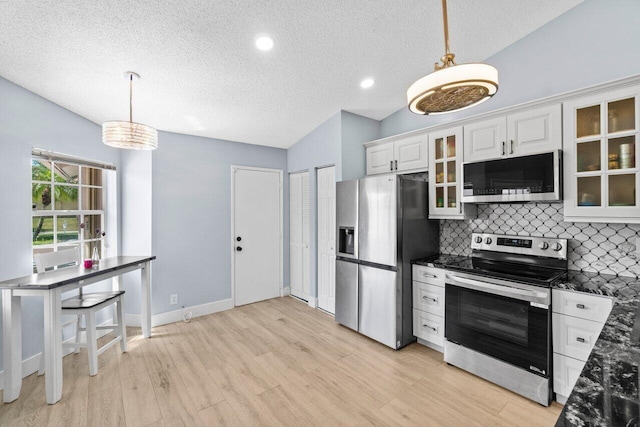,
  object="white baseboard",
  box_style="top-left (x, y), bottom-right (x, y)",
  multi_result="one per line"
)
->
top-left (307, 297), bottom-right (318, 309)
top-left (282, 286), bottom-right (291, 296)
top-left (125, 298), bottom-right (233, 328)
top-left (0, 319), bottom-right (114, 390)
